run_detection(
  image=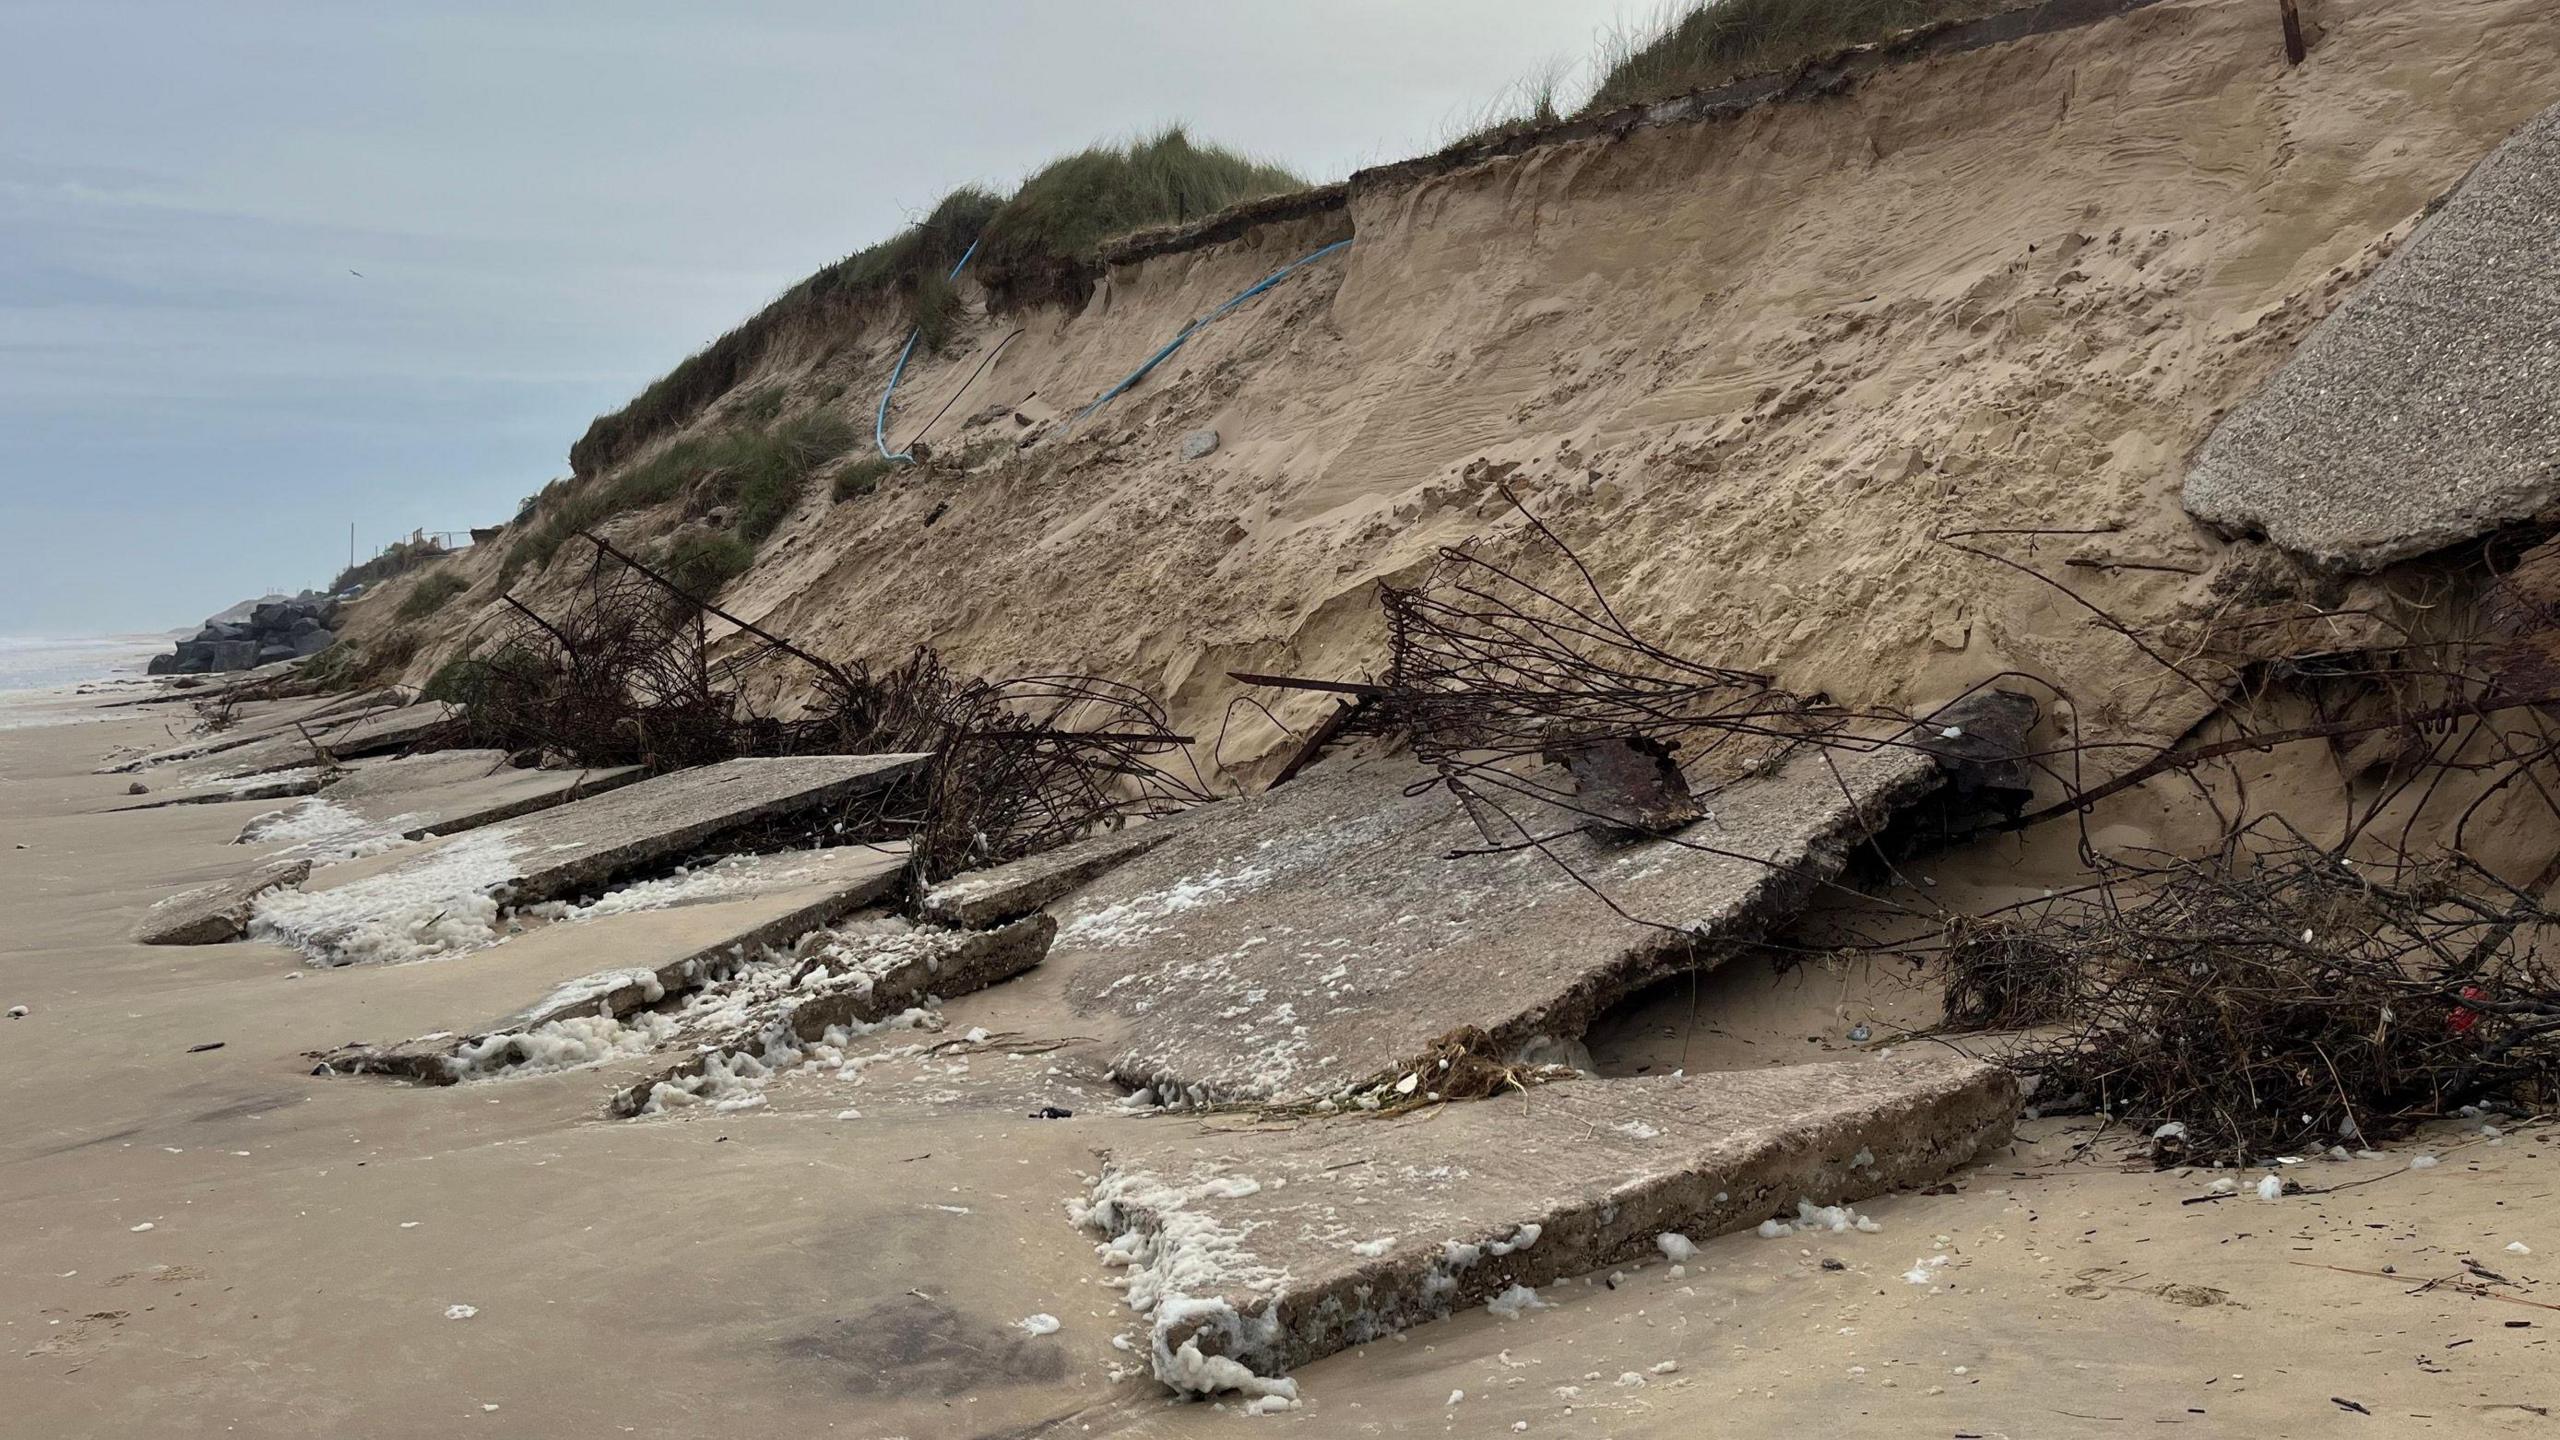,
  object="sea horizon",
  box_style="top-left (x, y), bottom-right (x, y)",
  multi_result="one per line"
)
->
top-left (0, 633), bottom-right (173, 695)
